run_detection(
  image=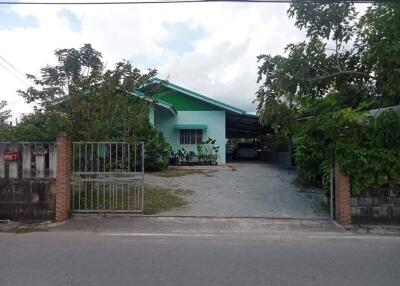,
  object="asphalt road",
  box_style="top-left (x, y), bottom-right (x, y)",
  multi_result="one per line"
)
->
top-left (1, 228), bottom-right (399, 286)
